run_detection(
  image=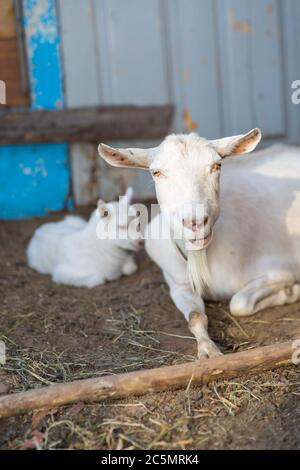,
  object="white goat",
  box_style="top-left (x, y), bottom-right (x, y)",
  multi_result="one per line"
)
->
top-left (98, 130), bottom-right (300, 358)
top-left (27, 188), bottom-right (141, 287)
